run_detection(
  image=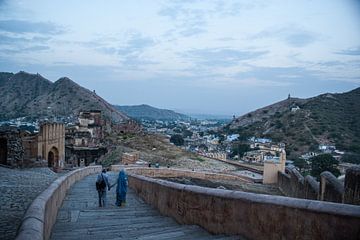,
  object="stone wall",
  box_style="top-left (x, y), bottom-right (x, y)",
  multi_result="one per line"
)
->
top-left (0, 127), bottom-right (24, 167)
top-left (278, 166), bottom-right (359, 205)
top-left (111, 166), bottom-right (252, 183)
top-left (344, 166), bottom-right (360, 205)
top-left (128, 173), bottom-right (360, 240)
top-left (15, 166), bottom-right (102, 240)
top-left (320, 171), bottom-right (344, 202)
